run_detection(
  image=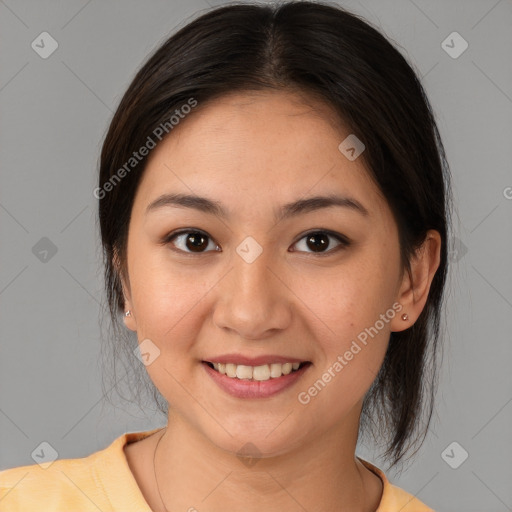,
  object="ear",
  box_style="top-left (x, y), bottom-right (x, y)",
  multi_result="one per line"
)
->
top-left (390, 229), bottom-right (442, 332)
top-left (113, 248), bottom-right (137, 332)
